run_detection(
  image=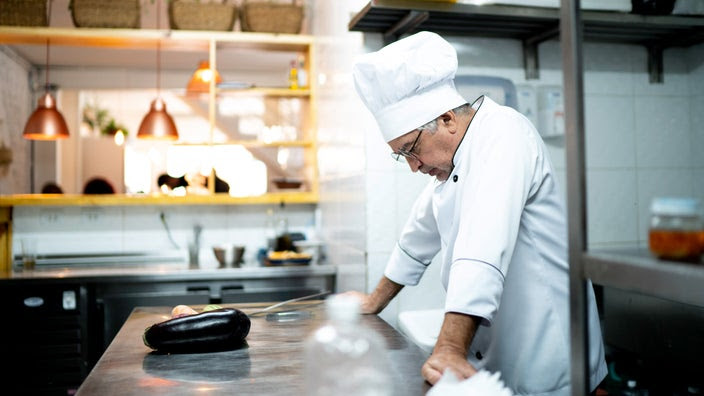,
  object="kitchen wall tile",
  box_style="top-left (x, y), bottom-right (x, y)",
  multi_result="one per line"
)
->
top-left (366, 170), bottom-right (398, 253)
top-left (333, 248), bottom-right (366, 290)
top-left (584, 95), bottom-right (636, 169)
top-left (636, 168), bottom-right (695, 242)
top-left (366, 235), bottom-right (397, 326)
top-left (365, 122), bottom-right (396, 172)
top-left (533, 41), bottom-right (566, 87)
top-left (689, 95), bottom-right (704, 168)
top-left (586, 169), bottom-right (639, 245)
top-left (634, 96), bottom-right (692, 168)
top-left (394, 171), bottom-right (431, 235)
top-left (13, 206), bottom-right (66, 233)
top-left (687, 43), bottom-right (704, 94)
top-left (454, 37), bottom-right (523, 73)
top-left (119, 206), bottom-right (179, 253)
top-left (48, 230), bottom-right (125, 255)
top-left (544, 138), bottom-right (566, 171)
top-left (633, 47), bottom-right (690, 96)
top-left (367, 252), bottom-right (389, 294)
top-left (692, 169), bottom-right (704, 200)
top-left (583, 43), bottom-right (635, 96)
top-left (74, 206), bottom-right (123, 232)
